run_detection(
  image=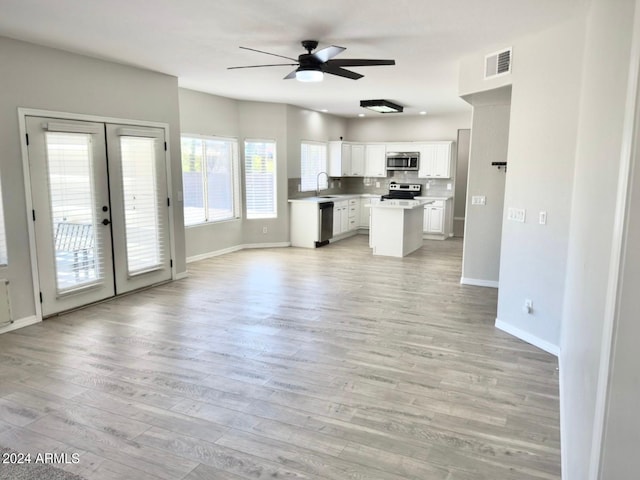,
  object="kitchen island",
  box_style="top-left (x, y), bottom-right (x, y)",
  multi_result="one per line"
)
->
top-left (369, 199), bottom-right (433, 257)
